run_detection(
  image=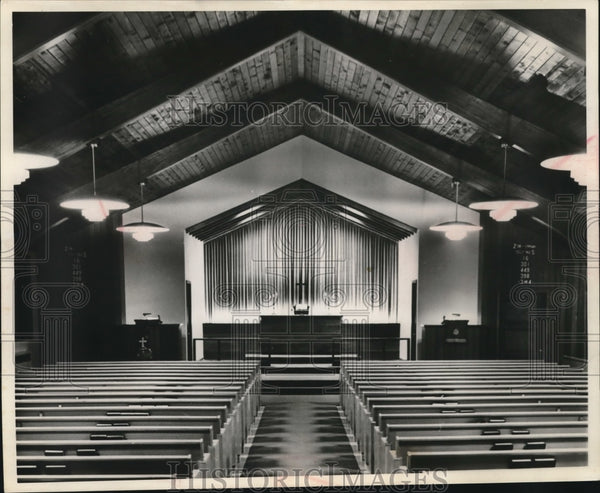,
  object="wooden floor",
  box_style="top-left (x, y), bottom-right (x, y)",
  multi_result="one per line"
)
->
top-left (241, 397), bottom-right (364, 476)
